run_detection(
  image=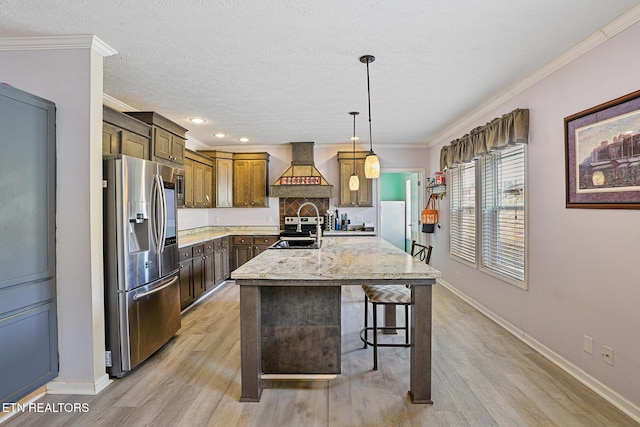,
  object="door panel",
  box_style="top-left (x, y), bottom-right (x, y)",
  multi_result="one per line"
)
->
top-left (0, 84), bottom-right (57, 403)
top-left (0, 302), bottom-right (58, 402)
